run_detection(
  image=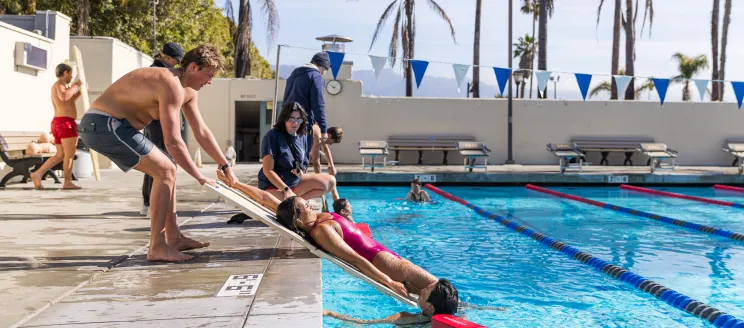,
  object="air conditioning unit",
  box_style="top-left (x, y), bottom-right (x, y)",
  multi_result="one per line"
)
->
top-left (15, 42), bottom-right (48, 71)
